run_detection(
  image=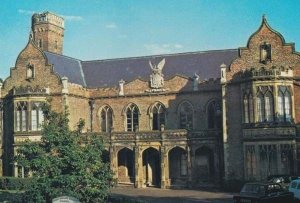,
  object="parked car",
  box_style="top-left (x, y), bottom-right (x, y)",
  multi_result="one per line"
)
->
top-left (289, 179), bottom-right (300, 200)
top-left (233, 182), bottom-right (294, 203)
top-left (267, 175), bottom-right (300, 190)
